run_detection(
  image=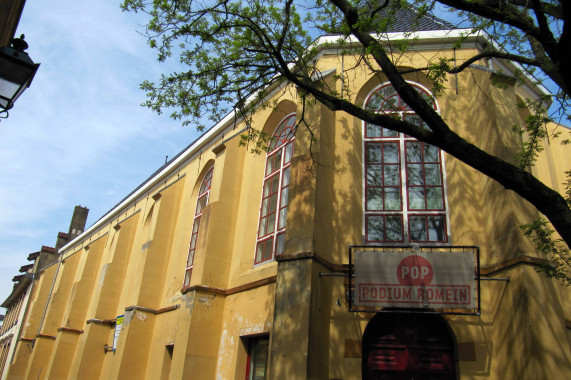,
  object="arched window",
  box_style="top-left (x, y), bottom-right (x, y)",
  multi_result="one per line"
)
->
top-left (255, 114), bottom-right (296, 264)
top-left (364, 83), bottom-right (448, 243)
top-left (183, 167), bottom-right (213, 288)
